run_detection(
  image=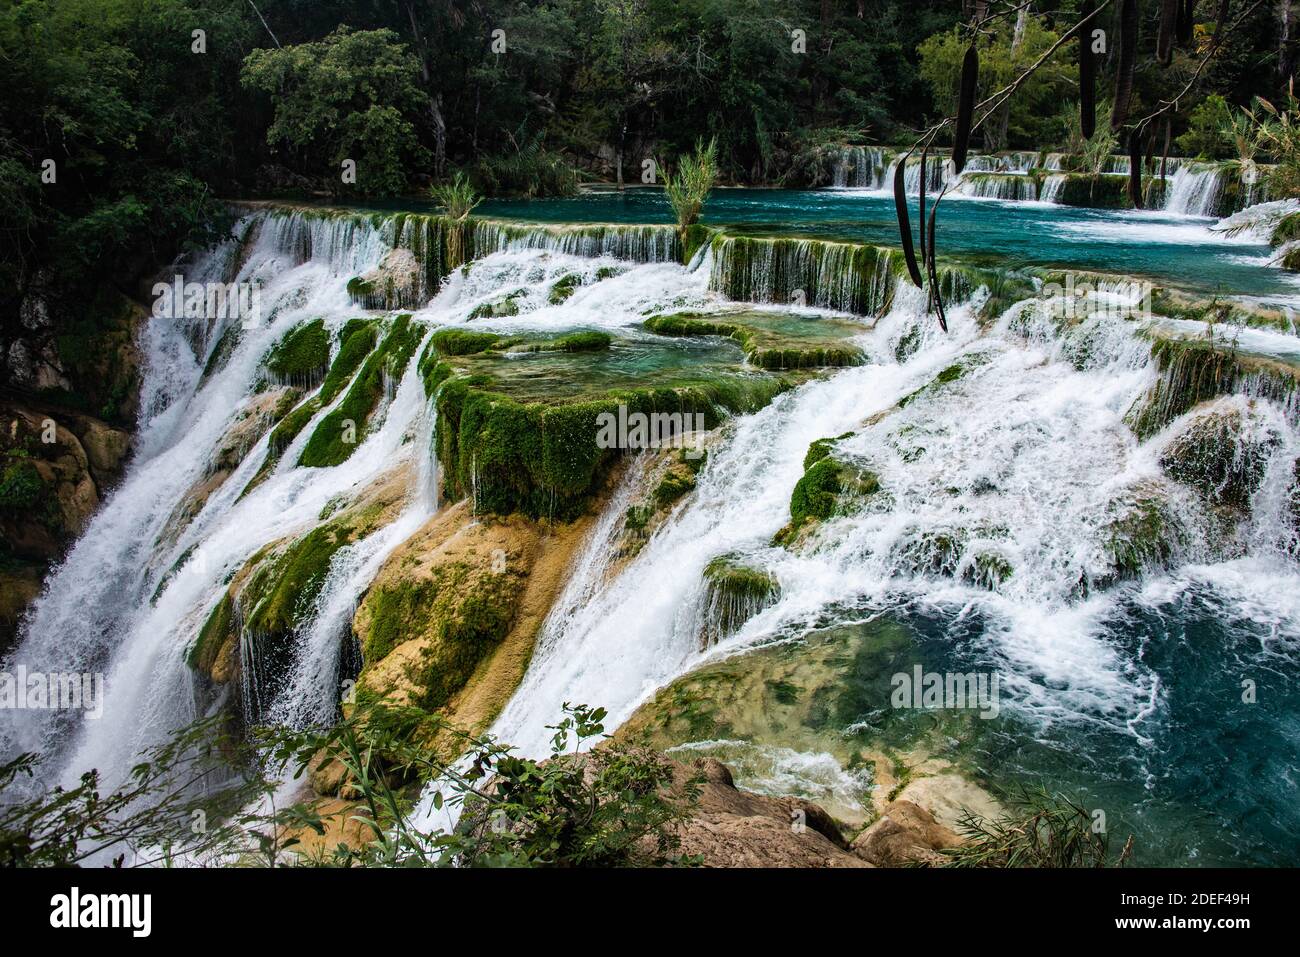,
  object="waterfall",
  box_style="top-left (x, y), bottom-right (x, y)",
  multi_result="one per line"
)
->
top-left (483, 274), bottom-right (1300, 778)
top-left (708, 235), bottom-right (899, 315)
top-left (1163, 162), bottom-right (1229, 217)
top-left (830, 146), bottom-right (889, 189)
top-left (958, 173), bottom-right (1039, 202)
